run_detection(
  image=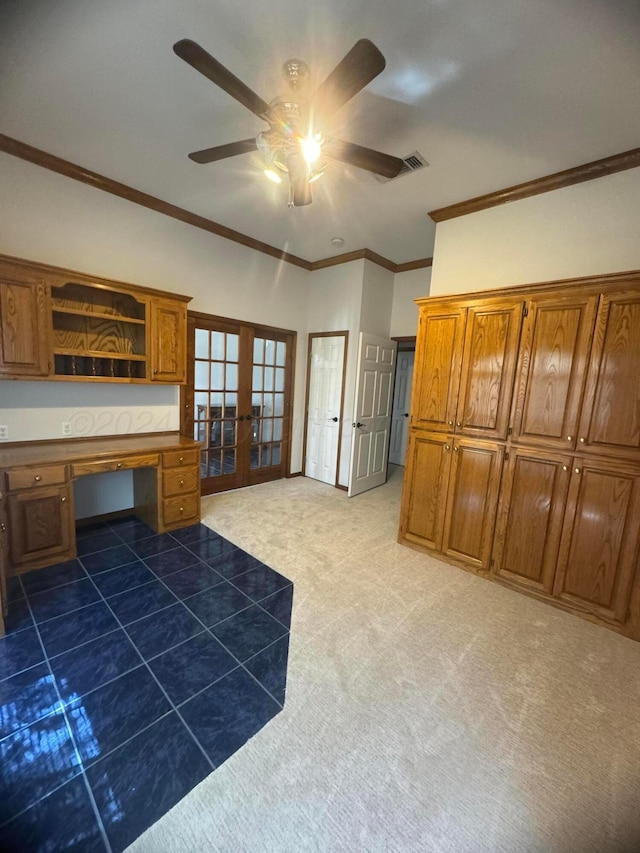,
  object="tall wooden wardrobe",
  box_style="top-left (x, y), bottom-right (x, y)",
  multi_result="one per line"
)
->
top-left (398, 270), bottom-right (640, 642)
